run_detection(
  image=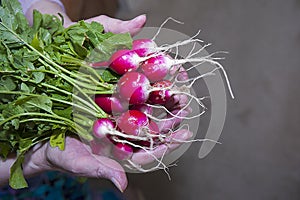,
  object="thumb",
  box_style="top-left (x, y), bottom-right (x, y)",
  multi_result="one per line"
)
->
top-left (85, 14), bottom-right (147, 36)
top-left (72, 154), bottom-right (128, 192)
